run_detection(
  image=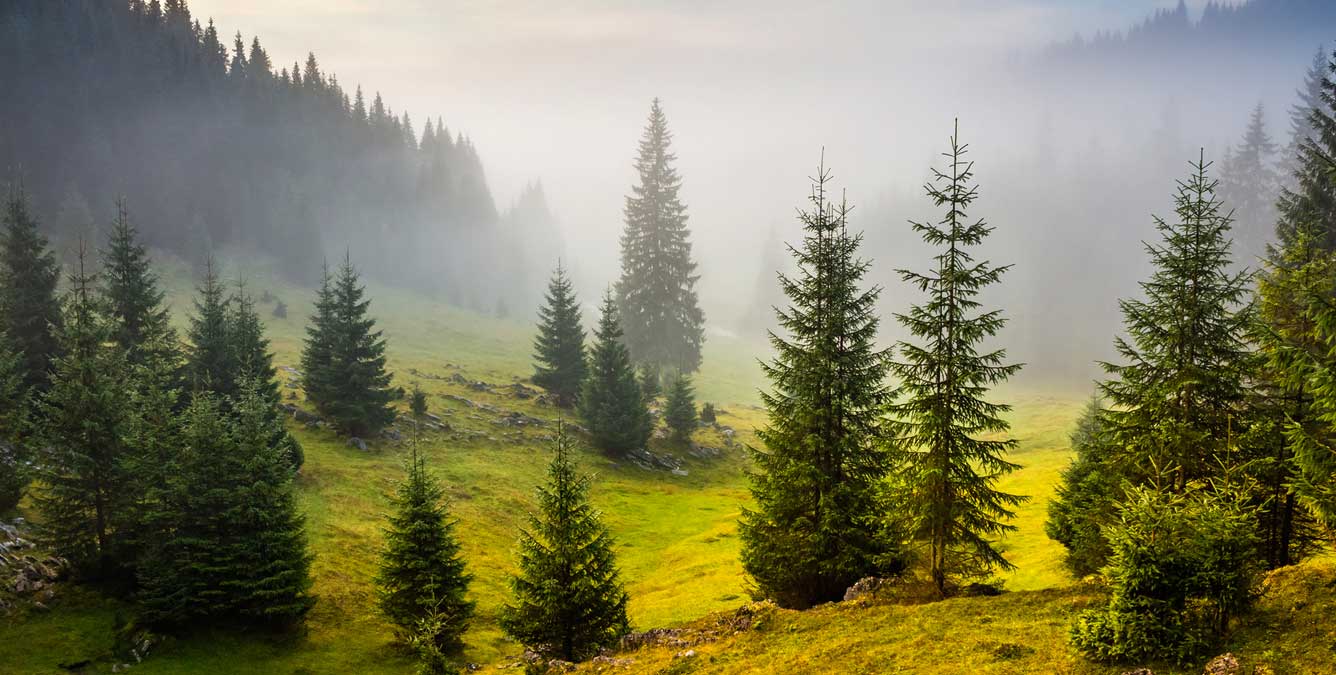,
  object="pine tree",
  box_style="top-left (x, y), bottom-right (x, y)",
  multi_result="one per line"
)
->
top-left (185, 257), bottom-right (236, 397)
top-left (738, 161), bottom-right (898, 609)
top-left (1280, 46), bottom-right (1328, 185)
top-left (0, 330), bottom-right (28, 511)
top-left (0, 185), bottom-right (63, 393)
top-left (532, 262), bottom-right (587, 407)
top-left (376, 445), bottom-right (474, 656)
top-left (500, 424), bottom-right (629, 662)
top-left (578, 292), bottom-right (651, 455)
top-left (139, 381), bottom-right (314, 627)
top-left (617, 98), bottom-right (705, 374)
top-left (1100, 152), bottom-right (1253, 492)
top-left (318, 255), bottom-right (397, 437)
top-left (1045, 395), bottom-right (1123, 577)
top-left (33, 247), bottom-right (134, 579)
top-left (638, 363), bottom-right (661, 402)
top-left (887, 124), bottom-right (1025, 597)
top-left (100, 198), bottom-right (178, 369)
top-left (1276, 49), bottom-right (1336, 254)
top-left (663, 373), bottom-right (697, 445)
top-left (1218, 103), bottom-right (1279, 262)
